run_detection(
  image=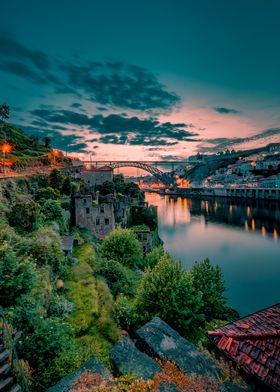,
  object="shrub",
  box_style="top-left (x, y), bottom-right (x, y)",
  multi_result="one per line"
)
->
top-left (28, 227), bottom-right (65, 272)
top-left (96, 258), bottom-right (139, 297)
top-left (35, 186), bottom-right (60, 203)
top-left (114, 294), bottom-right (136, 331)
top-left (42, 199), bottom-right (64, 220)
top-left (0, 245), bottom-right (39, 307)
top-left (134, 253), bottom-right (204, 338)
top-left (100, 228), bottom-right (143, 268)
top-left (49, 169), bottom-right (64, 191)
top-left (140, 246), bottom-right (164, 270)
top-left (8, 201), bottom-right (43, 232)
top-left (18, 317), bottom-right (75, 371)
